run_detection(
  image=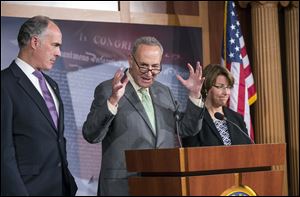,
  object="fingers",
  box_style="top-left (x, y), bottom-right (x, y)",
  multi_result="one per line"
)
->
top-left (110, 67), bottom-right (128, 106)
top-left (114, 67), bottom-right (122, 77)
top-left (176, 74), bottom-right (185, 85)
top-left (116, 68), bottom-right (124, 81)
top-left (187, 61), bottom-right (202, 76)
top-left (186, 63), bottom-right (194, 74)
top-left (195, 61), bottom-right (200, 76)
top-left (122, 76), bottom-right (129, 86)
top-left (201, 77), bottom-right (205, 83)
top-left (114, 84), bottom-right (124, 92)
top-left (111, 67), bottom-right (127, 93)
top-left (113, 67), bottom-right (127, 84)
top-left (197, 61), bottom-right (203, 80)
top-left (113, 69), bottom-right (120, 84)
top-left (113, 75), bottom-right (128, 91)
